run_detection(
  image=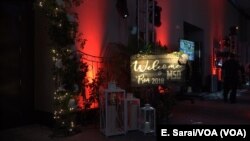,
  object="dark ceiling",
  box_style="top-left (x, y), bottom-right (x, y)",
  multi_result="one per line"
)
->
top-left (229, 0), bottom-right (250, 19)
